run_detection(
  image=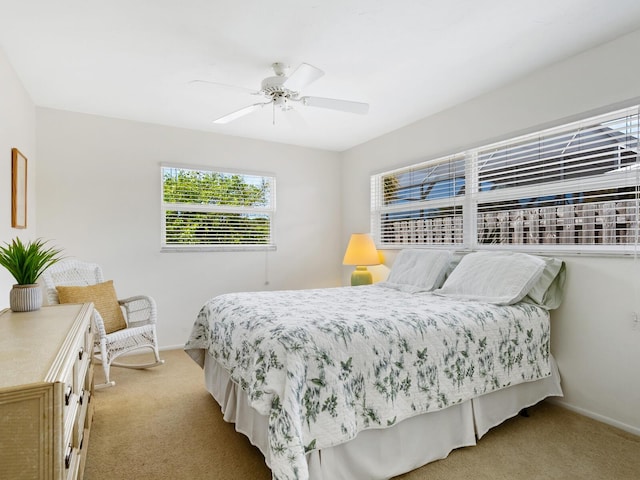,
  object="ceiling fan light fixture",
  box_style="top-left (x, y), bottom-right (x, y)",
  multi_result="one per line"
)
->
top-left (273, 93), bottom-right (293, 110)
